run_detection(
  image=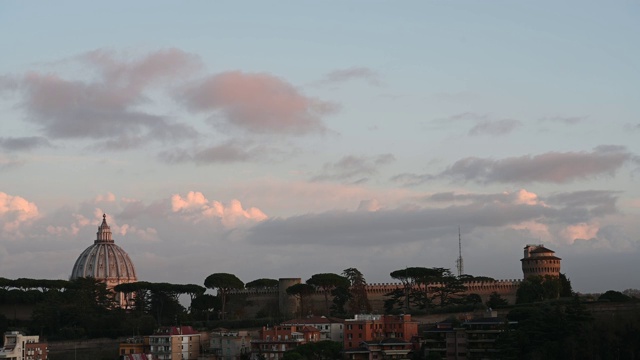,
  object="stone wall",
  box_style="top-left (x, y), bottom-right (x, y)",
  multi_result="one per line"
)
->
top-left (233, 279), bottom-right (520, 318)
